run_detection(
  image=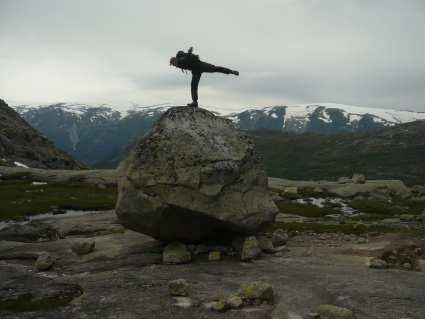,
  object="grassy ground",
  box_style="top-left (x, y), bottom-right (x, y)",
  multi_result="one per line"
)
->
top-left (0, 179), bottom-right (117, 220)
top-left (275, 201), bottom-right (335, 218)
top-left (349, 198), bottom-right (425, 216)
